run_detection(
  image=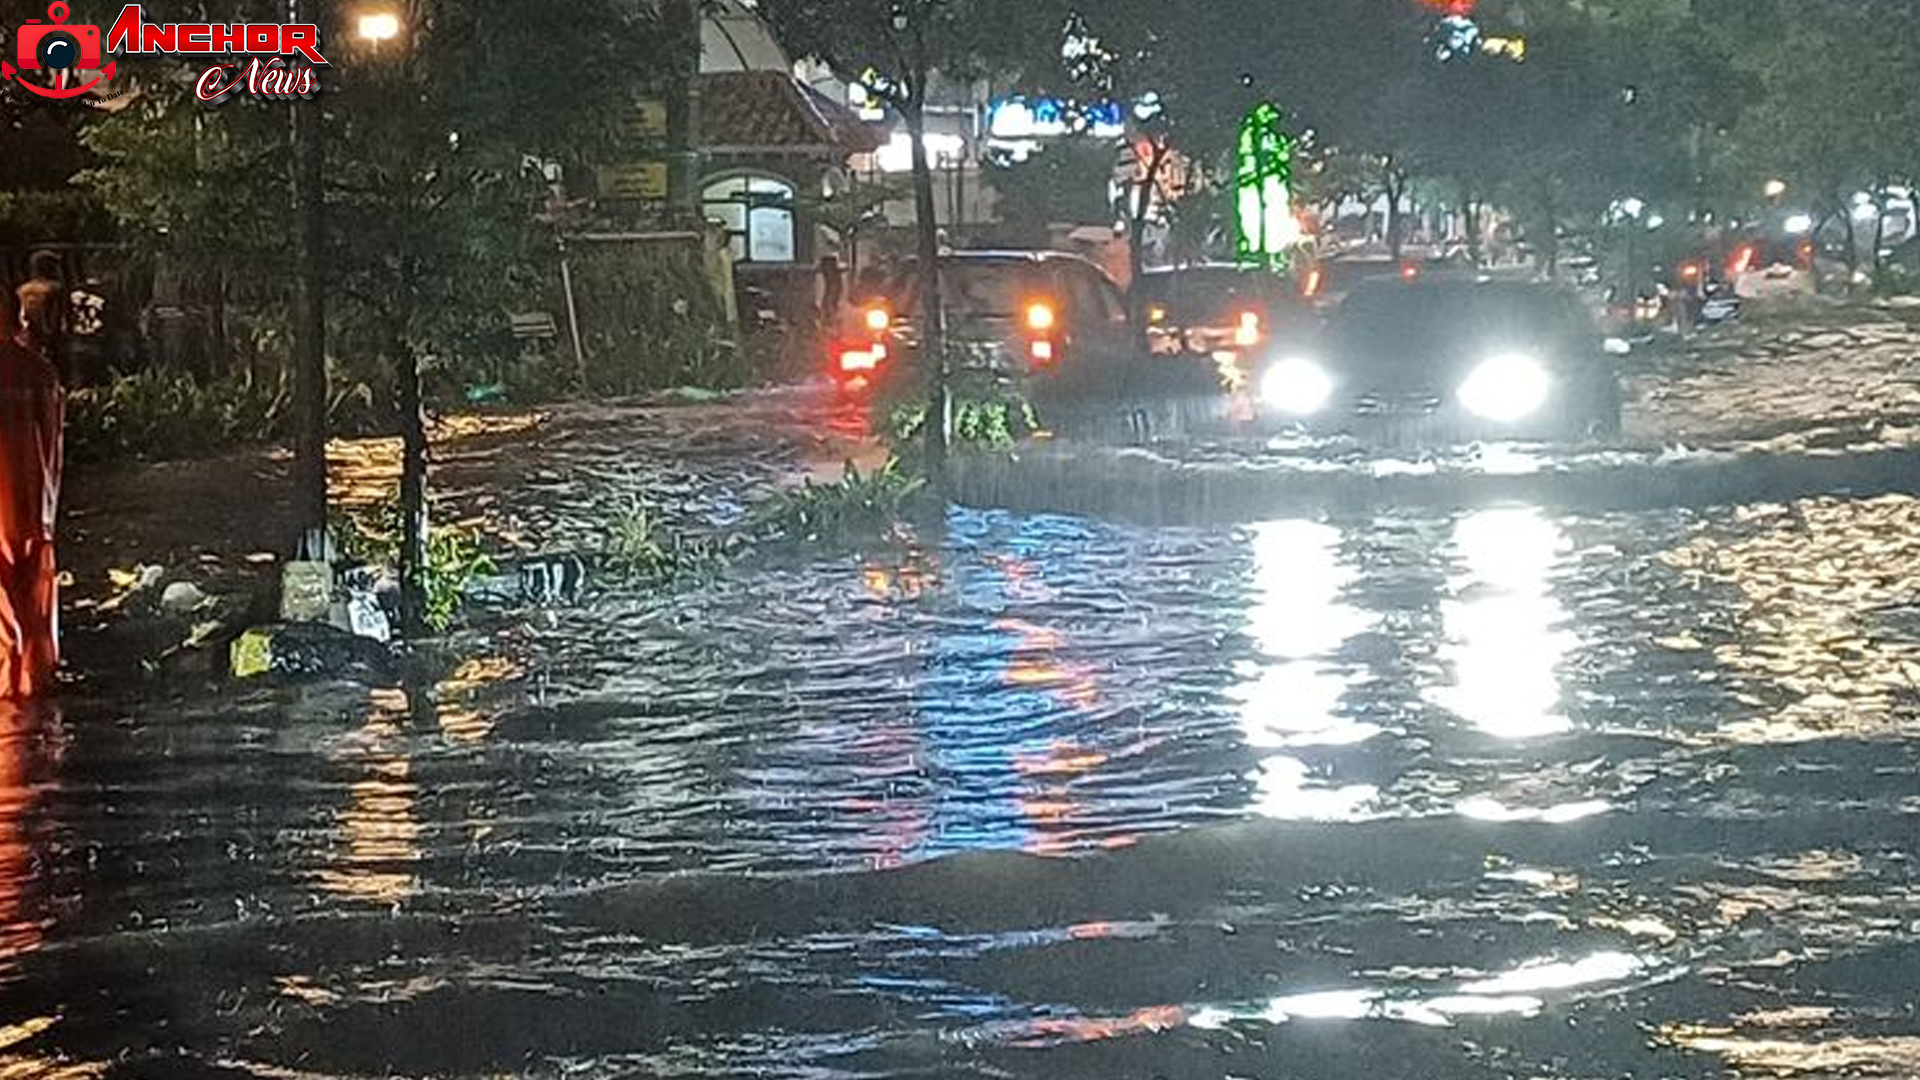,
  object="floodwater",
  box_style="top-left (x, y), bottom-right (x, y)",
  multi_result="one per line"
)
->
top-left (8, 482), bottom-right (1920, 1077)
